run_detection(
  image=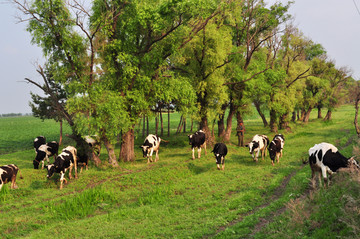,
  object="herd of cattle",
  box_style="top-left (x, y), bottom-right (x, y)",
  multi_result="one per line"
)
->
top-left (0, 131), bottom-right (359, 191)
